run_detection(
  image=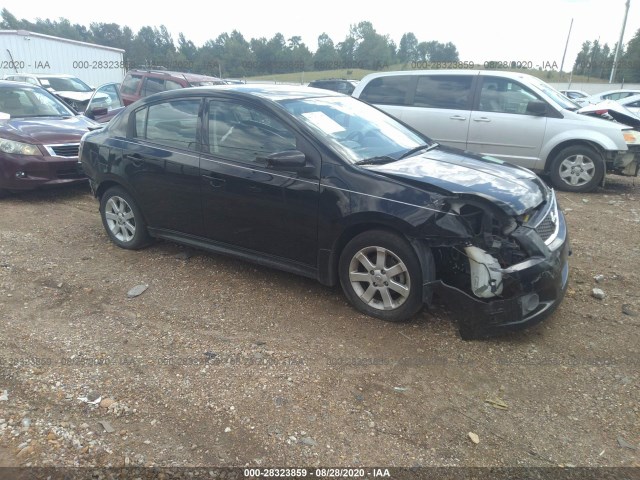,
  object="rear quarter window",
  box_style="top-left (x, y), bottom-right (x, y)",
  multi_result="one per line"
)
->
top-left (359, 75), bottom-right (412, 106)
